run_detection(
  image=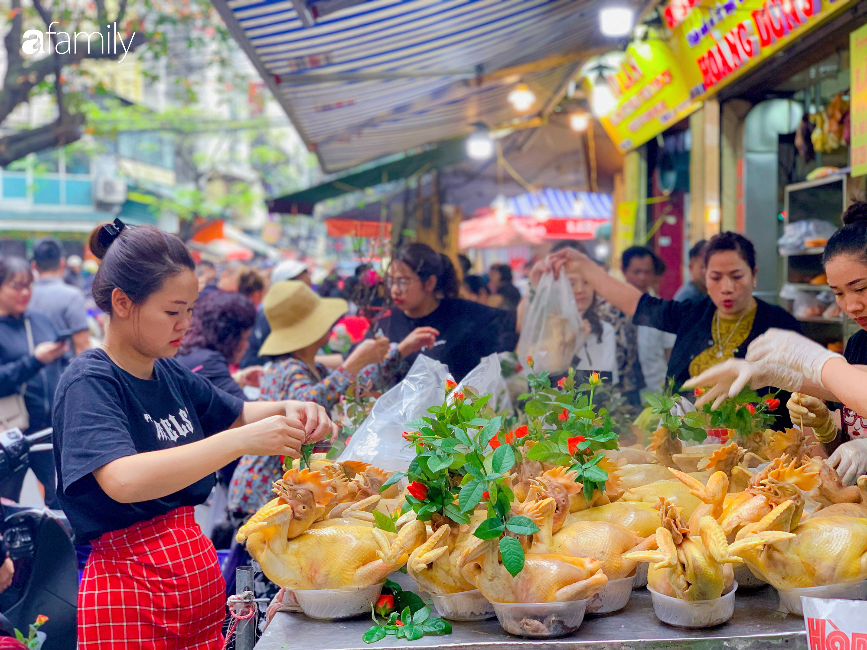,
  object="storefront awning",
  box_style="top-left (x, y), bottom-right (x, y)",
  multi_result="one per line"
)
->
top-left (325, 218), bottom-right (392, 238)
top-left (212, 0), bottom-right (614, 173)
